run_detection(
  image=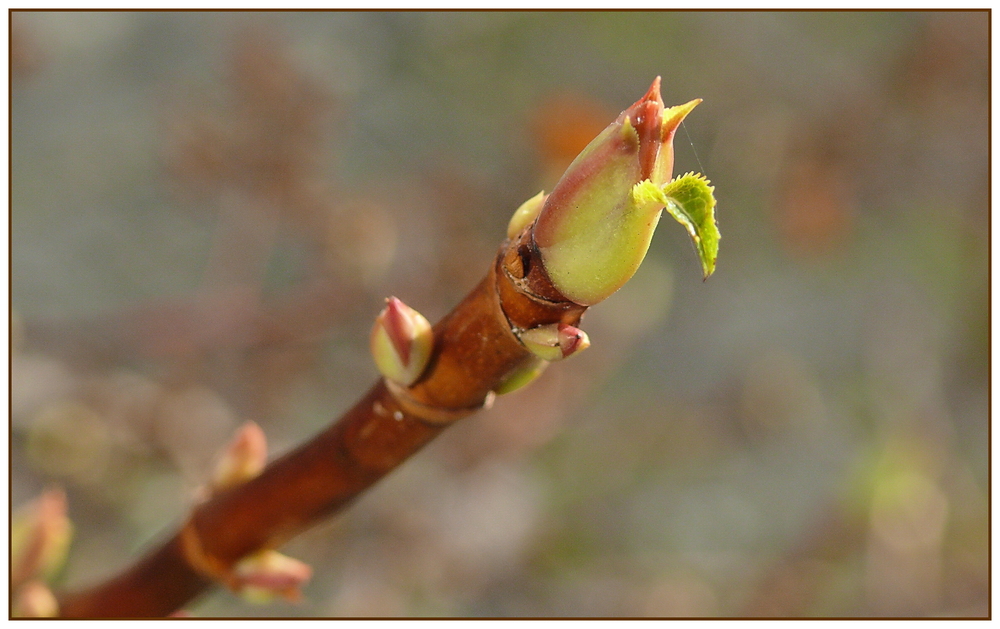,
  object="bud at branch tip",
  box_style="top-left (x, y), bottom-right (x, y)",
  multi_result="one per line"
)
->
top-left (531, 77), bottom-right (713, 305)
